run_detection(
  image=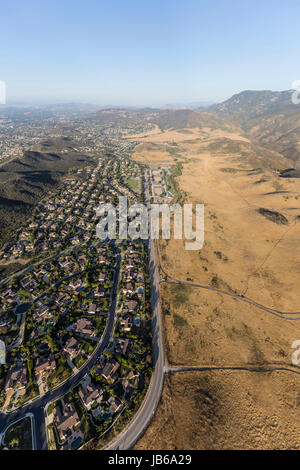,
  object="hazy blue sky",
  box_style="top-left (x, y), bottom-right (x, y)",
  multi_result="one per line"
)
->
top-left (1, 0), bottom-right (300, 105)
